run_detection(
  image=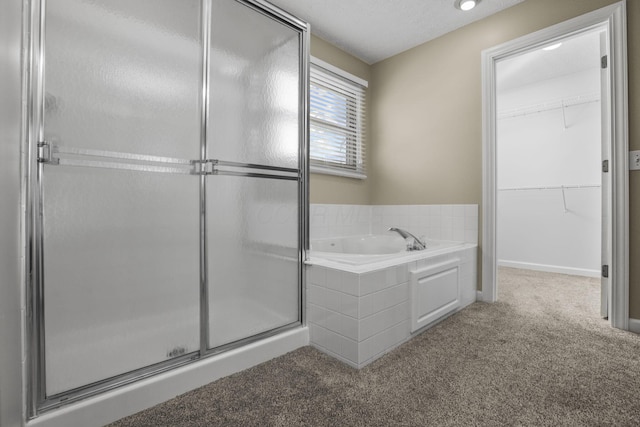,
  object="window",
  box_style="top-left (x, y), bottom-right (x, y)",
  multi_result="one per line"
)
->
top-left (310, 57), bottom-right (367, 179)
